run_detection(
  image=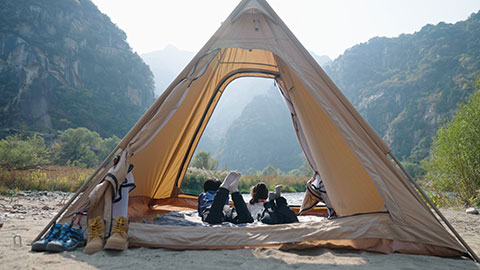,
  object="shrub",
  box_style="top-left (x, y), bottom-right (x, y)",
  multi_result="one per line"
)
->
top-left (0, 134), bottom-right (50, 169)
top-left (56, 127), bottom-right (102, 168)
top-left (422, 78), bottom-right (480, 206)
